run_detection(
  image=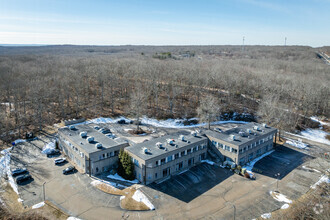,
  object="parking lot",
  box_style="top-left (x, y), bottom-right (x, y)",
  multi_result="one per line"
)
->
top-left (3, 127), bottom-right (329, 220)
